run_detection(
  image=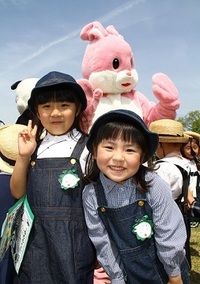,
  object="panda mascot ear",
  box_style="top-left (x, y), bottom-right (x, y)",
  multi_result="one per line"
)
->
top-left (11, 78), bottom-right (39, 115)
top-left (11, 80), bottom-right (22, 90)
top-left (11, 78), bottom-right (39, 125)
